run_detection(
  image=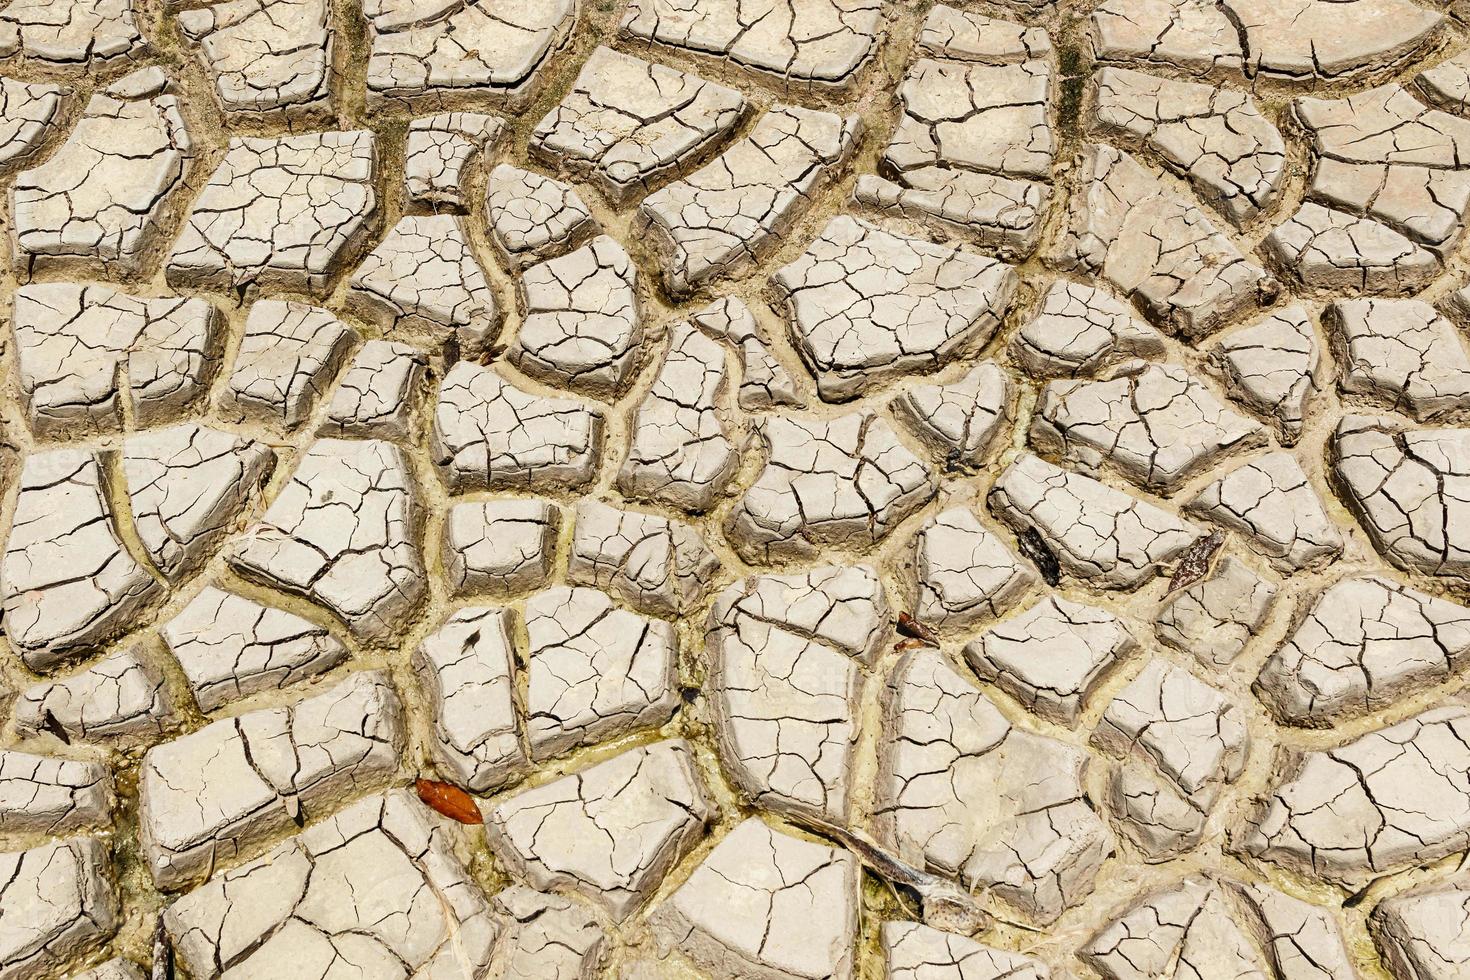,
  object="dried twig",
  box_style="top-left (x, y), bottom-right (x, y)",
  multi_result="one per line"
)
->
top-left (796, 815), bottom-right (989, 936)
